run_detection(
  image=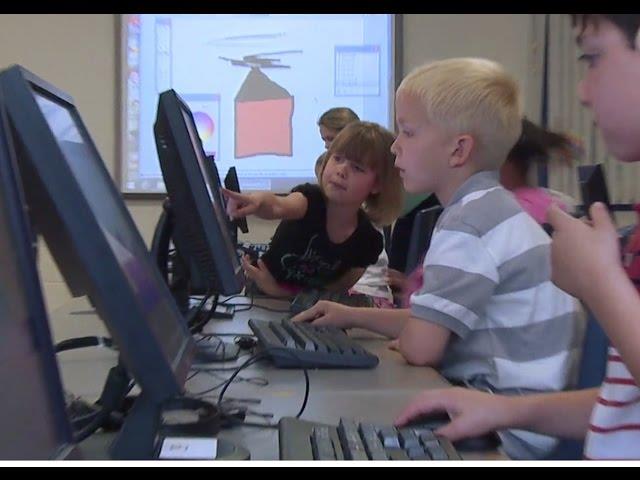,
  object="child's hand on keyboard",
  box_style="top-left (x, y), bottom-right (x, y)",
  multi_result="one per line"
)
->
top-left (291, 300), bottom-right (358, 329)
top-left (394, 387), bottom-right (508, 443)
